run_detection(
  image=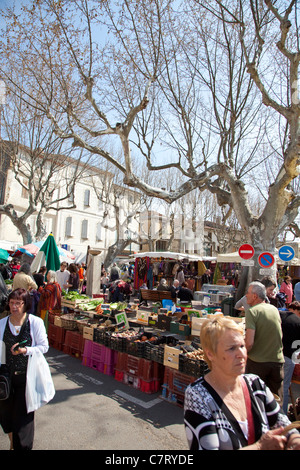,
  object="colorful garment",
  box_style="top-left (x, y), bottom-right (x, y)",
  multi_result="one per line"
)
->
top-left (38, 282), bottom-right (61, 314)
